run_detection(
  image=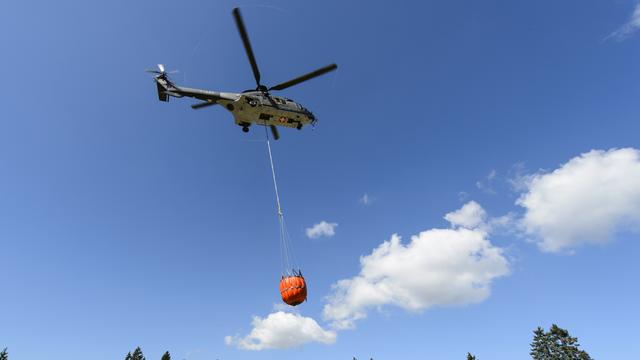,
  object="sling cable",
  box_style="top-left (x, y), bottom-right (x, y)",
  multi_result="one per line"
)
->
top-left (264, 128), bottom-right (307, 306)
